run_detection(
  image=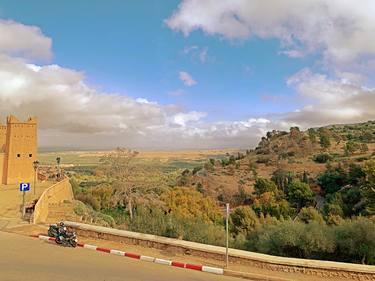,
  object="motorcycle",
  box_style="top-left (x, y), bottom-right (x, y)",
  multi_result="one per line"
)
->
top-left (48, 224), bottom-right (63, 238)
top-left (55, 231), bottom-right (78, 247)
top-left (48, 222), bottom-right (78, 247)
